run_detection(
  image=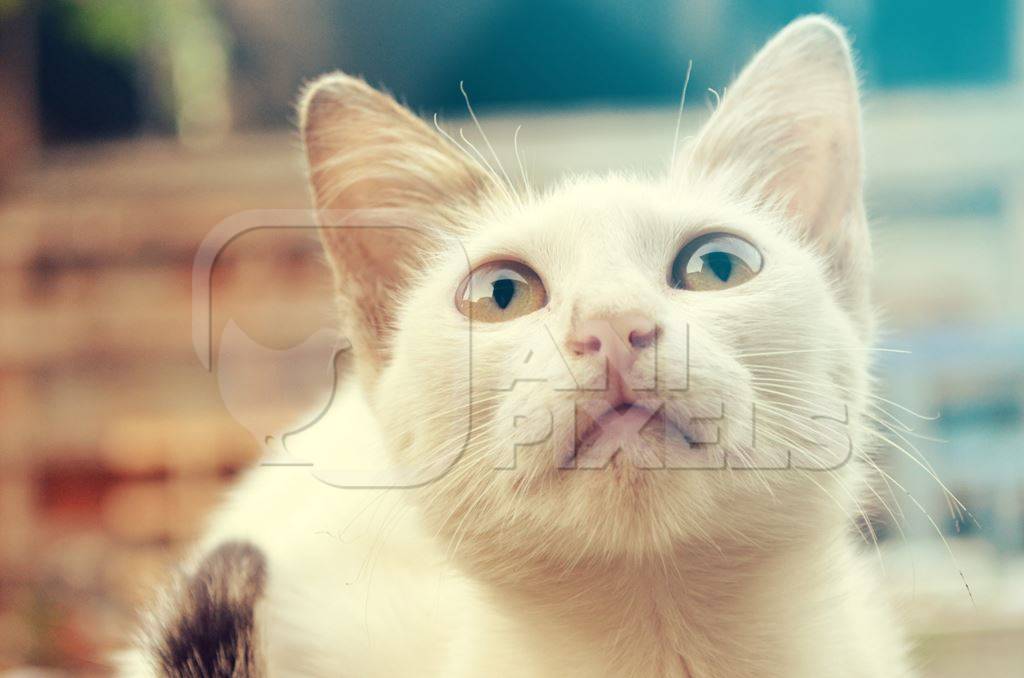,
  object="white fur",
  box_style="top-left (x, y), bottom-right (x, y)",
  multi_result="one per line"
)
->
top-left (123, 15), bottom-right (913, 677)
